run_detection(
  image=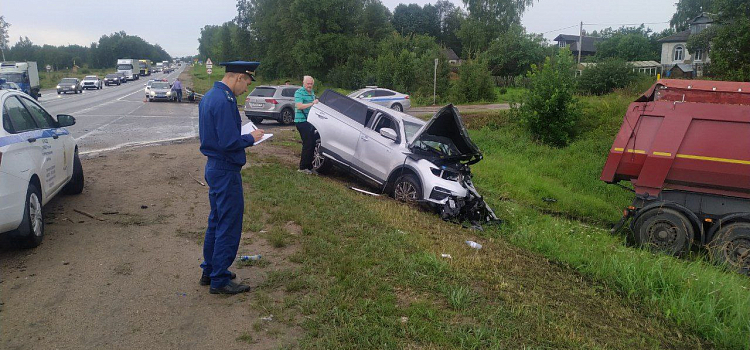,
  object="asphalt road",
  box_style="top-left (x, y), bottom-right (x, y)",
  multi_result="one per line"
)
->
top-left (37, 66), bottom-right (200, 156)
